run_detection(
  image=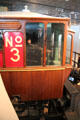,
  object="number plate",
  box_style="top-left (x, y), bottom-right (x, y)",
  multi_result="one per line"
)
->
top-left (4, 32), bottom-right (24, 67)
